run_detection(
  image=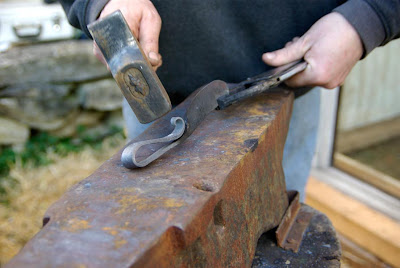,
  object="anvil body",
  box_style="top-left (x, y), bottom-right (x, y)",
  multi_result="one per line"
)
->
top-left (8, 89), bottom-right (293, 267)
